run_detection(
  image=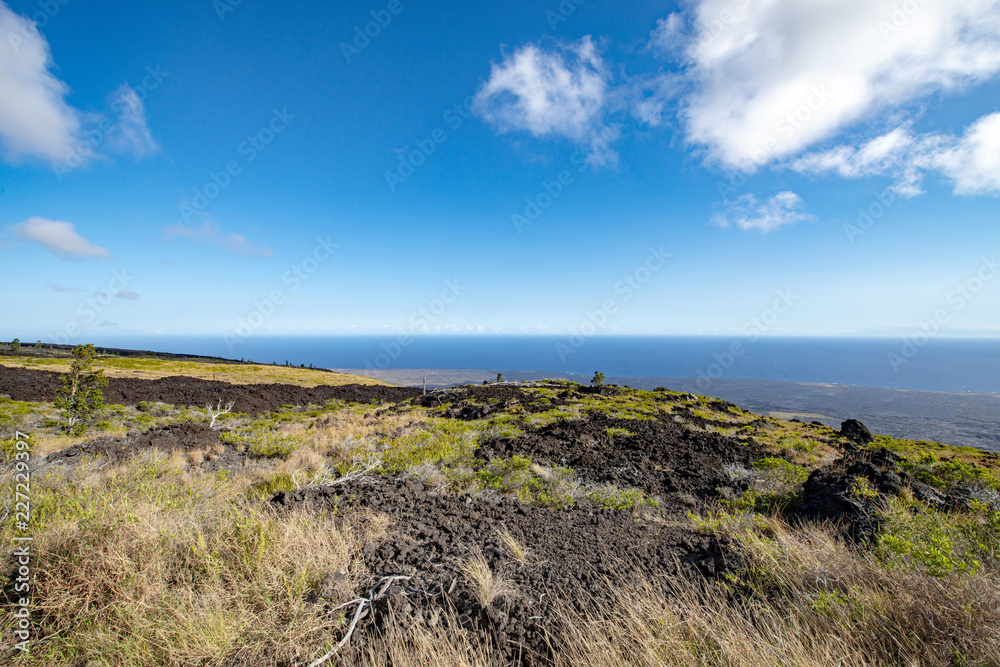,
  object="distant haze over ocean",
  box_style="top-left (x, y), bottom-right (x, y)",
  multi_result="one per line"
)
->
top-left (84, 336), bottom-right (1000, 395)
